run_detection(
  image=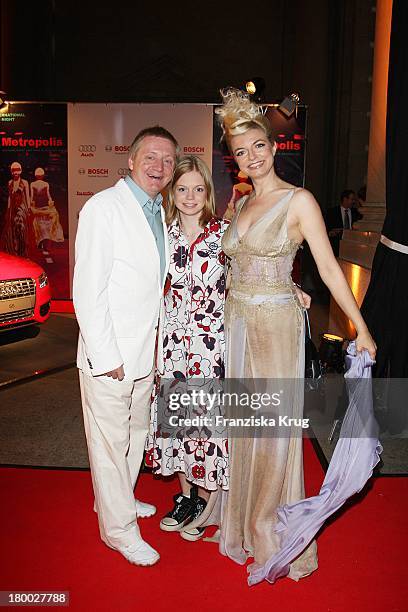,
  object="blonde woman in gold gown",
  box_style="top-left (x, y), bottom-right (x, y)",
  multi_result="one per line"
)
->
top-left (215, 89), bottom-right (376, 583)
